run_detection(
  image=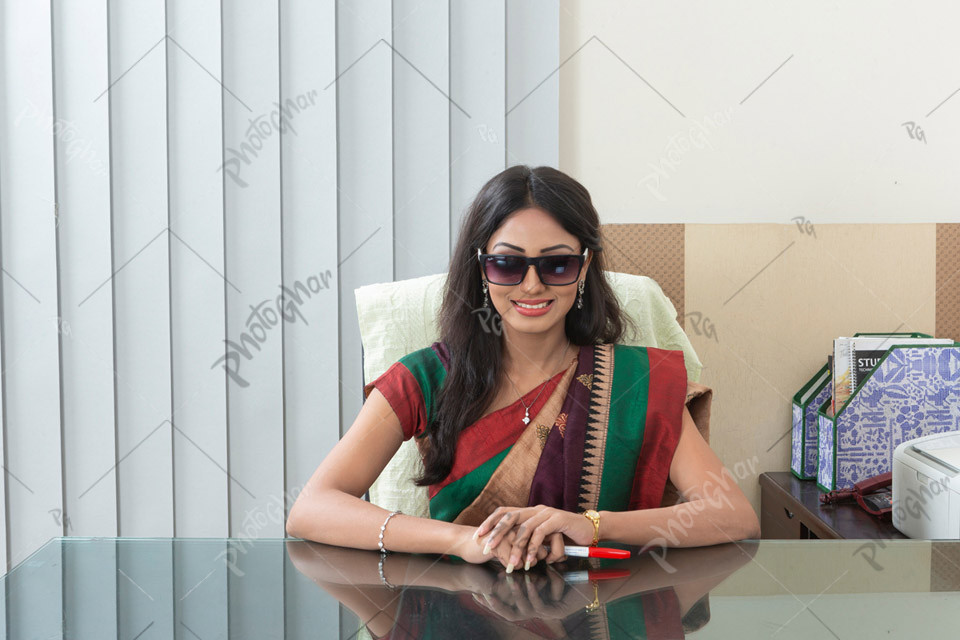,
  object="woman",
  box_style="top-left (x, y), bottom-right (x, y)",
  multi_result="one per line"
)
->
top-left (285, 165), bottom-right (760, 572)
